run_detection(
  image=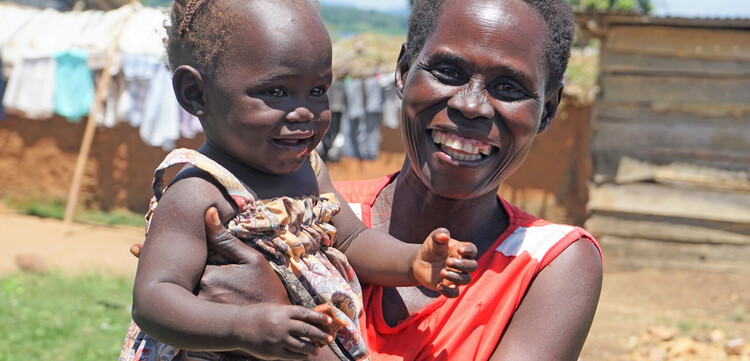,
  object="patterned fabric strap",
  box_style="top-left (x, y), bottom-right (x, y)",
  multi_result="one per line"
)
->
top-left (152, 148), bottom-right (256, 211)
